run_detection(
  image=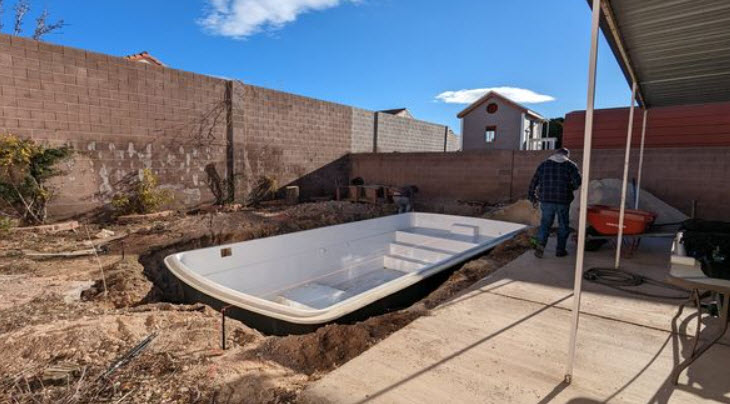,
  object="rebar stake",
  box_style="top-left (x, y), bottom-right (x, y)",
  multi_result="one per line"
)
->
top-left (221, 305), bottom-right (233, 350)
